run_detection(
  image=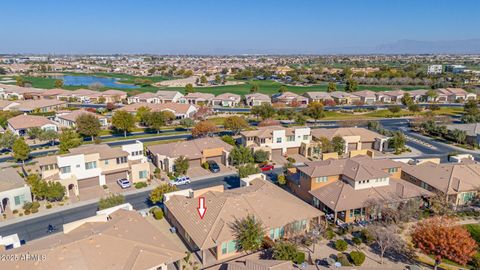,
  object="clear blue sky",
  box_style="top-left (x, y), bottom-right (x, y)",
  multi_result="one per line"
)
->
top-left (1, 0), bottom-right (479, 54)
